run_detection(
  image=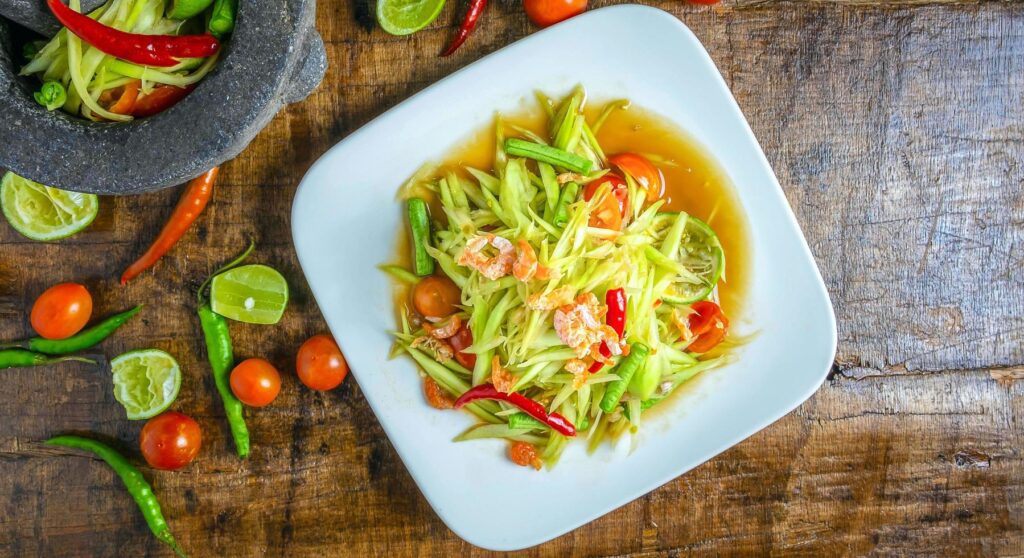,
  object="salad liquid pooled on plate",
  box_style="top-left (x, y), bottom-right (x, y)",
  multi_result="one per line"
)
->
top-left (426, 101), bottom-right (751, 318)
